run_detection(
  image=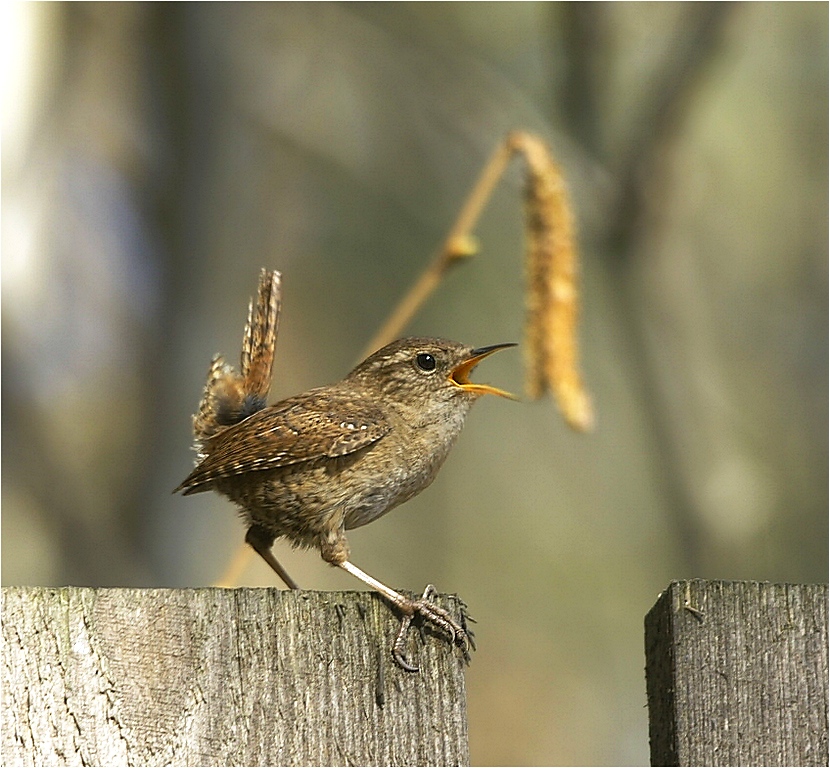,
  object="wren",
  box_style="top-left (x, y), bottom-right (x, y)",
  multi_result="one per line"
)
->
top-left (174, 277), bottom-right (515, 669)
